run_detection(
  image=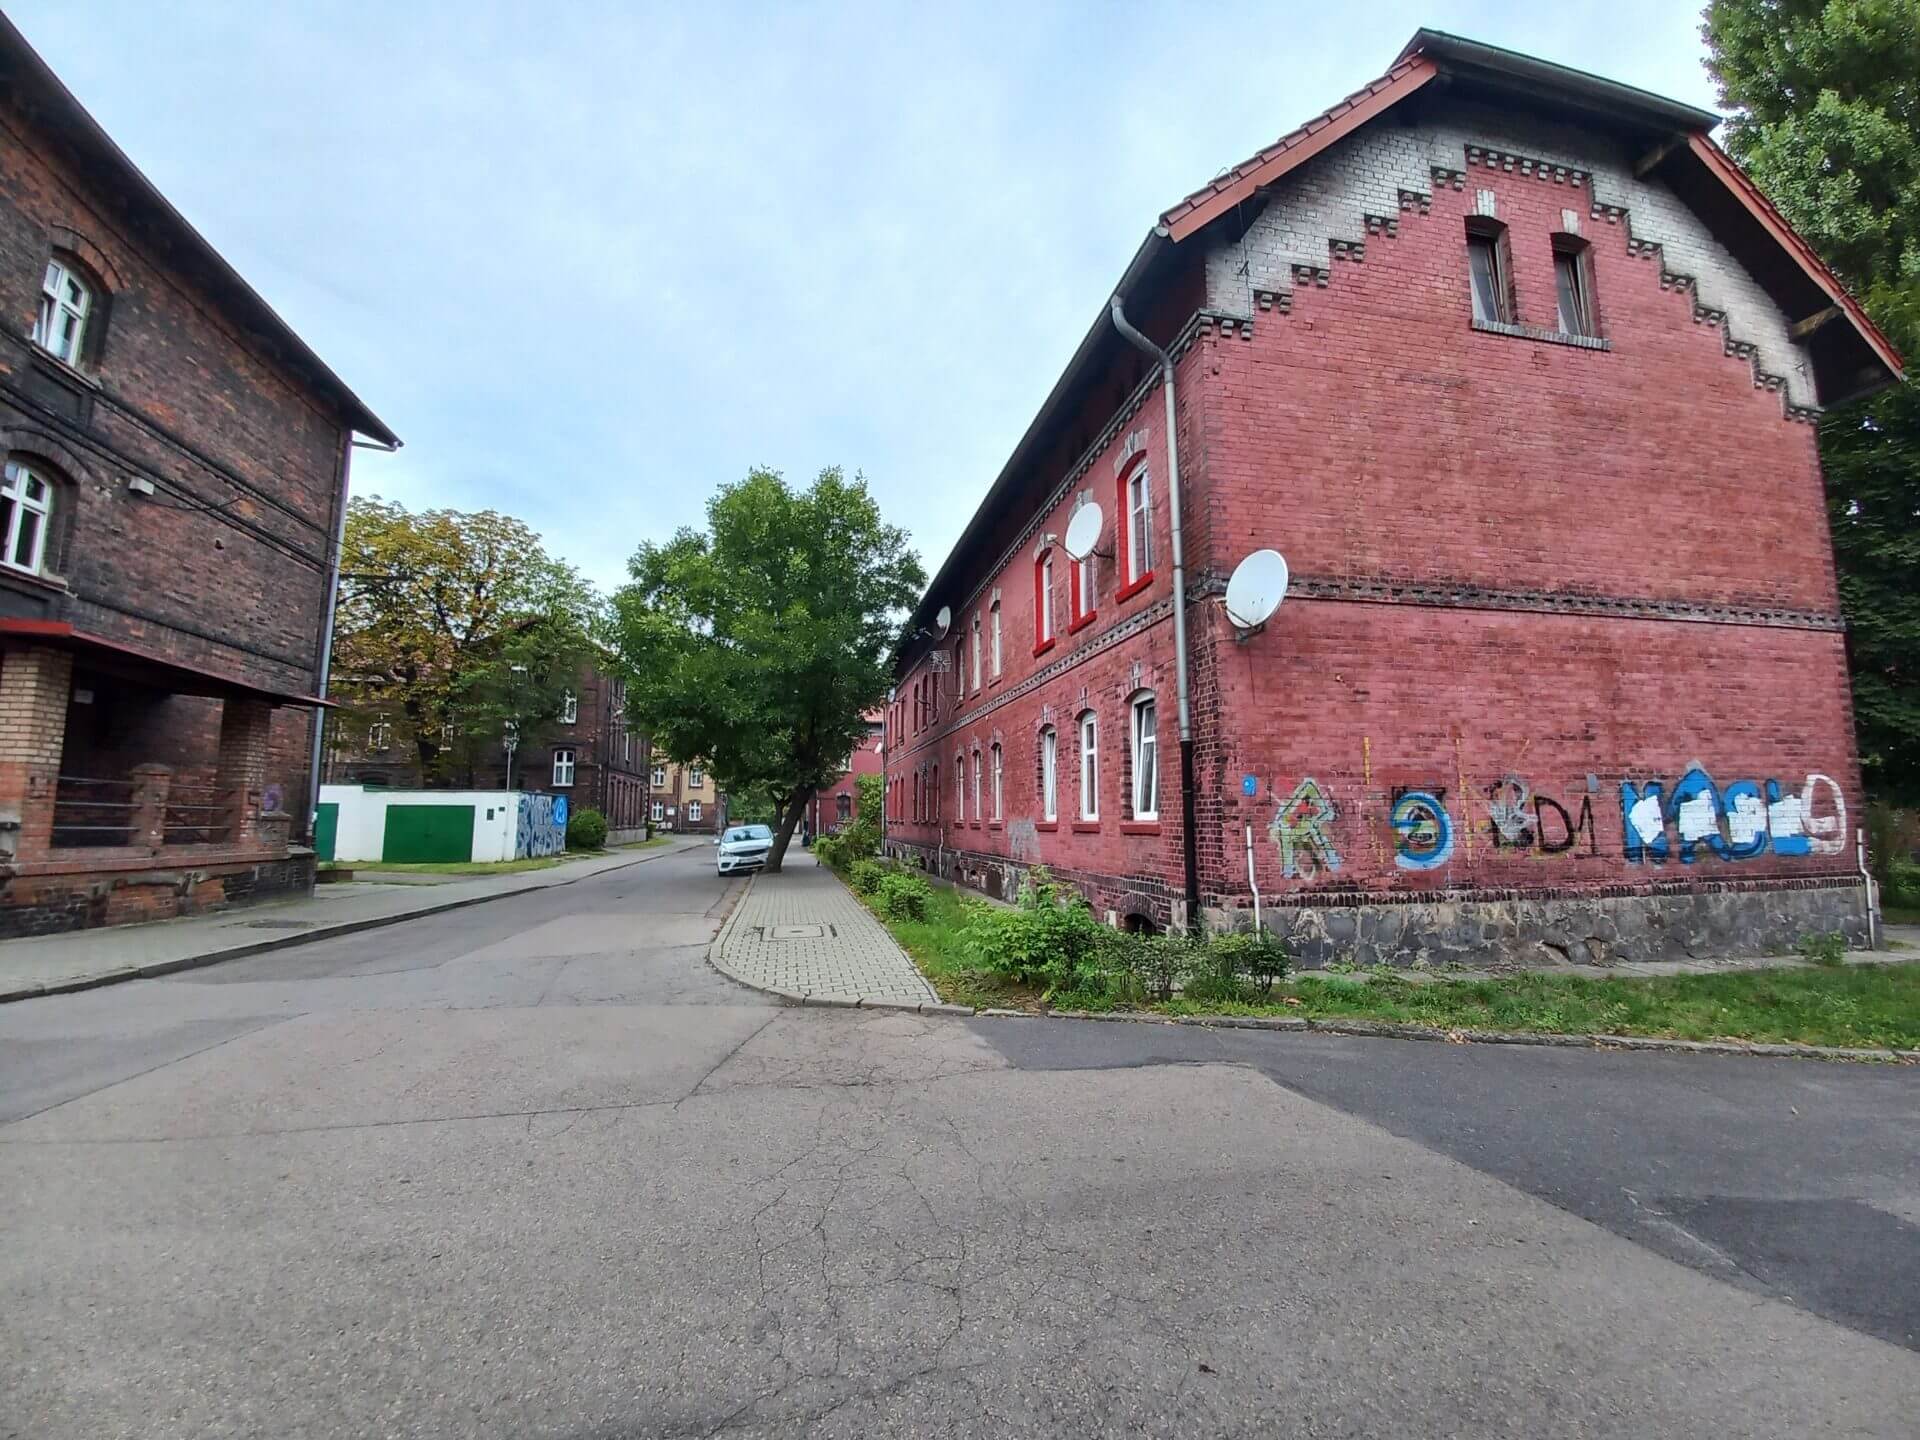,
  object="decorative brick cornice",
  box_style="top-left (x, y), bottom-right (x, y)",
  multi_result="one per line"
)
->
top-left (1363, 213), bottom-right (1400, 238)
top-left (1251, 288), bottom-right (1293, 313)
top-left (1464, 145), bottom-right (1589, 188)
top-left (1194, 572), bottom-right (1843, 632)
top-left (1328, 237), bottom-right (1365, 263)
top-left (1289, 262), bottom-right (1330, 288)
top-left (1429, 166), bottom-right (1465, 191)
top-left (1397, 187), bottom-right (1432, 213)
